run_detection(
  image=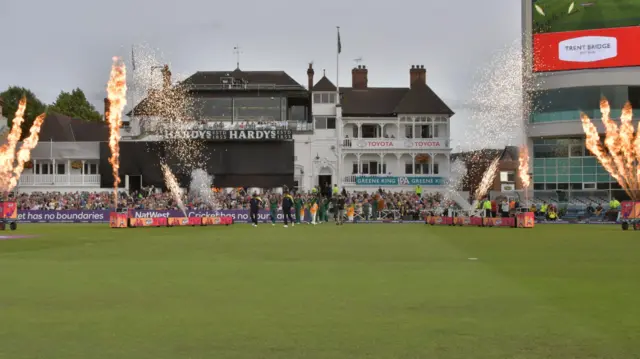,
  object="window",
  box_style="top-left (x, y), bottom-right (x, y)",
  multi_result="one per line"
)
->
top-left (583, 183), bottom-right (596, 190)
top-left (313, 93), bottom-right (336, 104)
top-left (558, 183), bottom-right (569, 190)
top-left (545, 183), bottom-right (557, 190)
top-left (352, 163), bottom-right (358, 174)
top-left (195, 98), bottom-right (233, 120)
top-left (569, 145), bottom-right (584, 157)
top-left (57, 164), bottom-right (65, 175)
top-left (315, 117), bottom-right (336, 129)
top-left (84, 163), bottom-right (98, 175)
top-left (433, 163), bottom-right (439, 175)
top-left (36, 163), bottom-right (52, 175)
top-left (500, 171), bottom-right (515, 182)
top-left (405, 163), bottom-right (413, 174)
top-left (534, 183), bottom-right (545, 190)
top-left (361, 125), bottom-right (378, 138)
top-left (233, 97), bottom-right (282, 122)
